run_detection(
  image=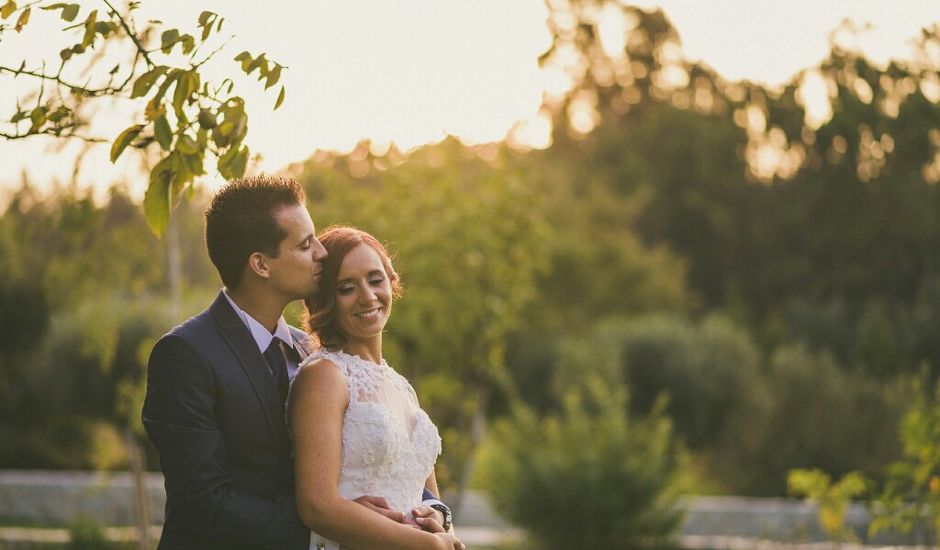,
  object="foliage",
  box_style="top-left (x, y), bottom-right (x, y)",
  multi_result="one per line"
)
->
top-left (4, 0), bottom-right (940, 509)
top-left (477, 376), bottom-right (684, 550)
top-left (67, 516), bottom-right (111, 549)
top-left (868, 378), bottom-right (940, 541)
top-left (1, 1), bottom-right (285, 233)
top-left (749, 345), bottom-right (907, 496)
top-left (787, 468), bottom-right (870, 541)
top-left (0, 185), bottom-right (216, 469)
